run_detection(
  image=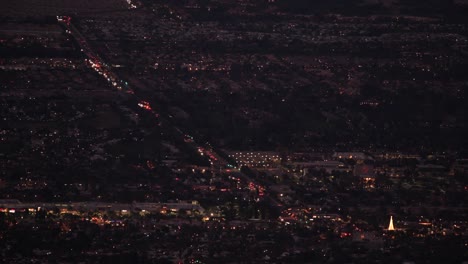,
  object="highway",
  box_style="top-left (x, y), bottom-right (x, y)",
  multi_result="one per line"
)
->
top-left (0, 200), bottom-right (205, 213)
